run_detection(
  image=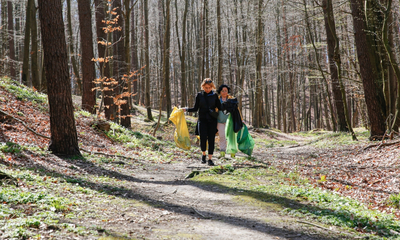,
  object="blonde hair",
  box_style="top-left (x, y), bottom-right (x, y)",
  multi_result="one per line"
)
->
top-left (201, 78), bottom-right (216, 90)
